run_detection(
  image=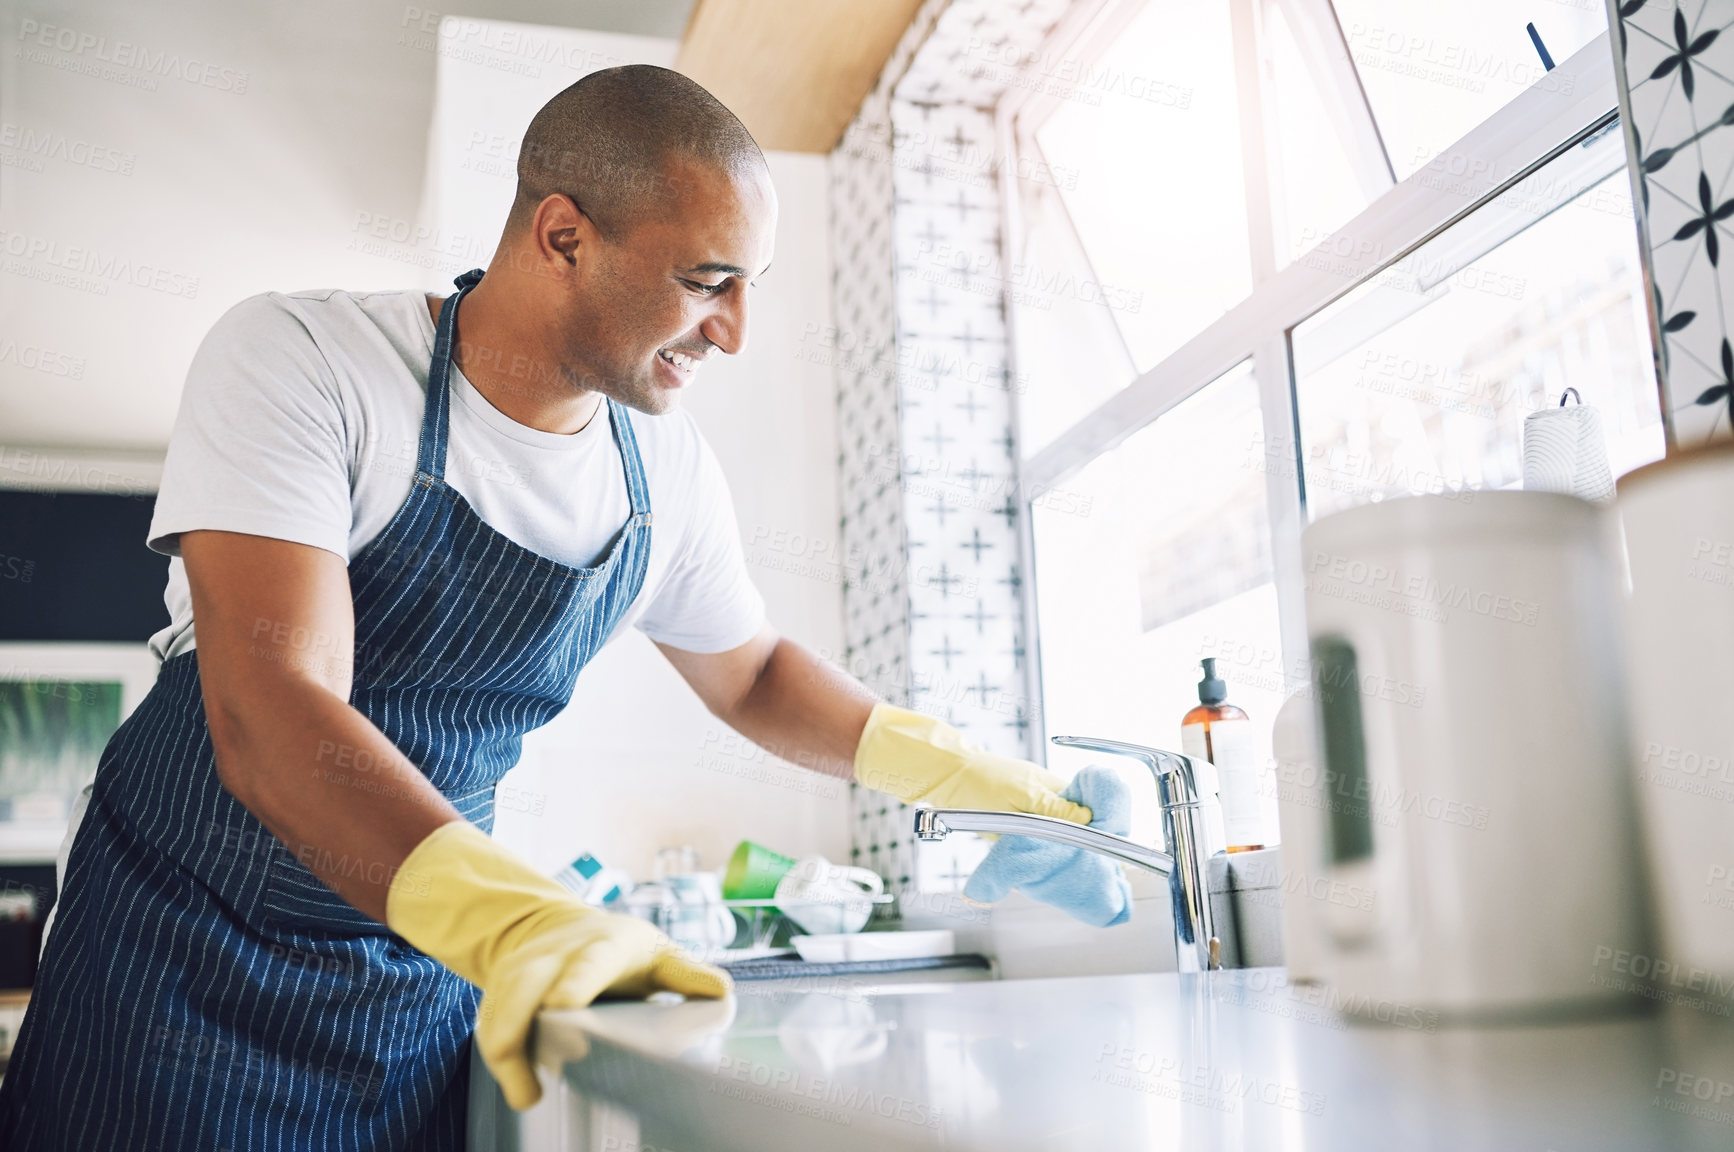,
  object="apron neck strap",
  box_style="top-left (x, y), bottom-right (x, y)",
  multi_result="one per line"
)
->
top-left (606, 399), bottom-right (652, 518)
top-left (416, 268), bottom-right (486, 481)
top-left (419, 268), bottom-right (653, 523)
